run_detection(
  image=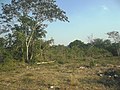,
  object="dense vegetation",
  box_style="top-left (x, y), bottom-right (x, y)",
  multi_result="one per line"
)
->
top-left (0, 32), bottom-right (120, 64)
